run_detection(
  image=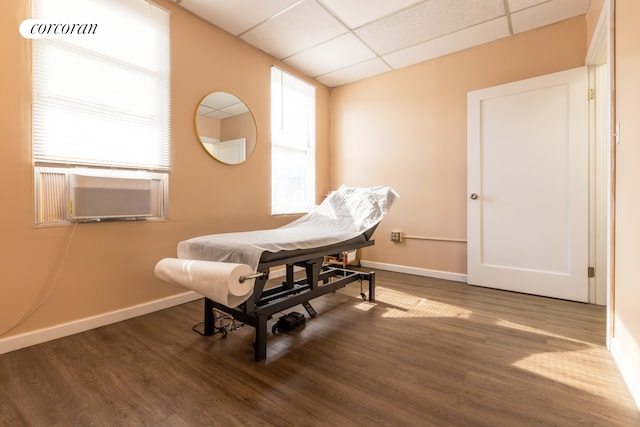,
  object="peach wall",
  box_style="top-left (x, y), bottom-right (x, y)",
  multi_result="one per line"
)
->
top-left (0, 0), bottom-right (330, 342)
top-left (330, 17), bottom-right (588, 274)
top-left (221, 112), bottom-right (257, 156)
top-left (196, 115), bottom-right (221, 140)
top-left (613, 0), bottom-right (640, 405)
top-left (196, 112), bottom-right (257, 160)
top-left (586, 0), bottom-right (605, 48)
